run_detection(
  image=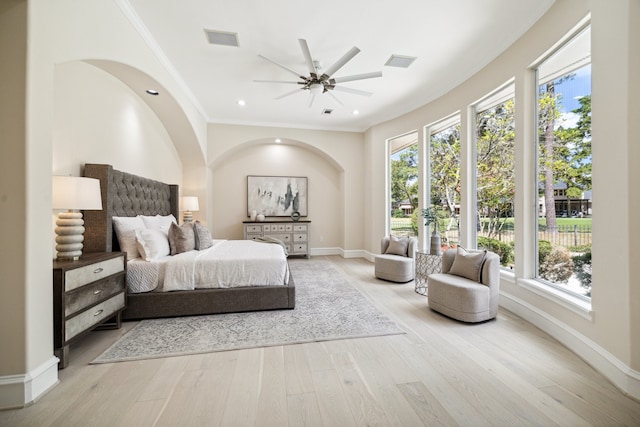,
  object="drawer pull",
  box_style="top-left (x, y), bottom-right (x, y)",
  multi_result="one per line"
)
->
top-left (93, 289), bottom-right (102, 295)
top-left (93, 267), bottom-right (104, 274)
top-left (93, 309), bottom-right (104, 317)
